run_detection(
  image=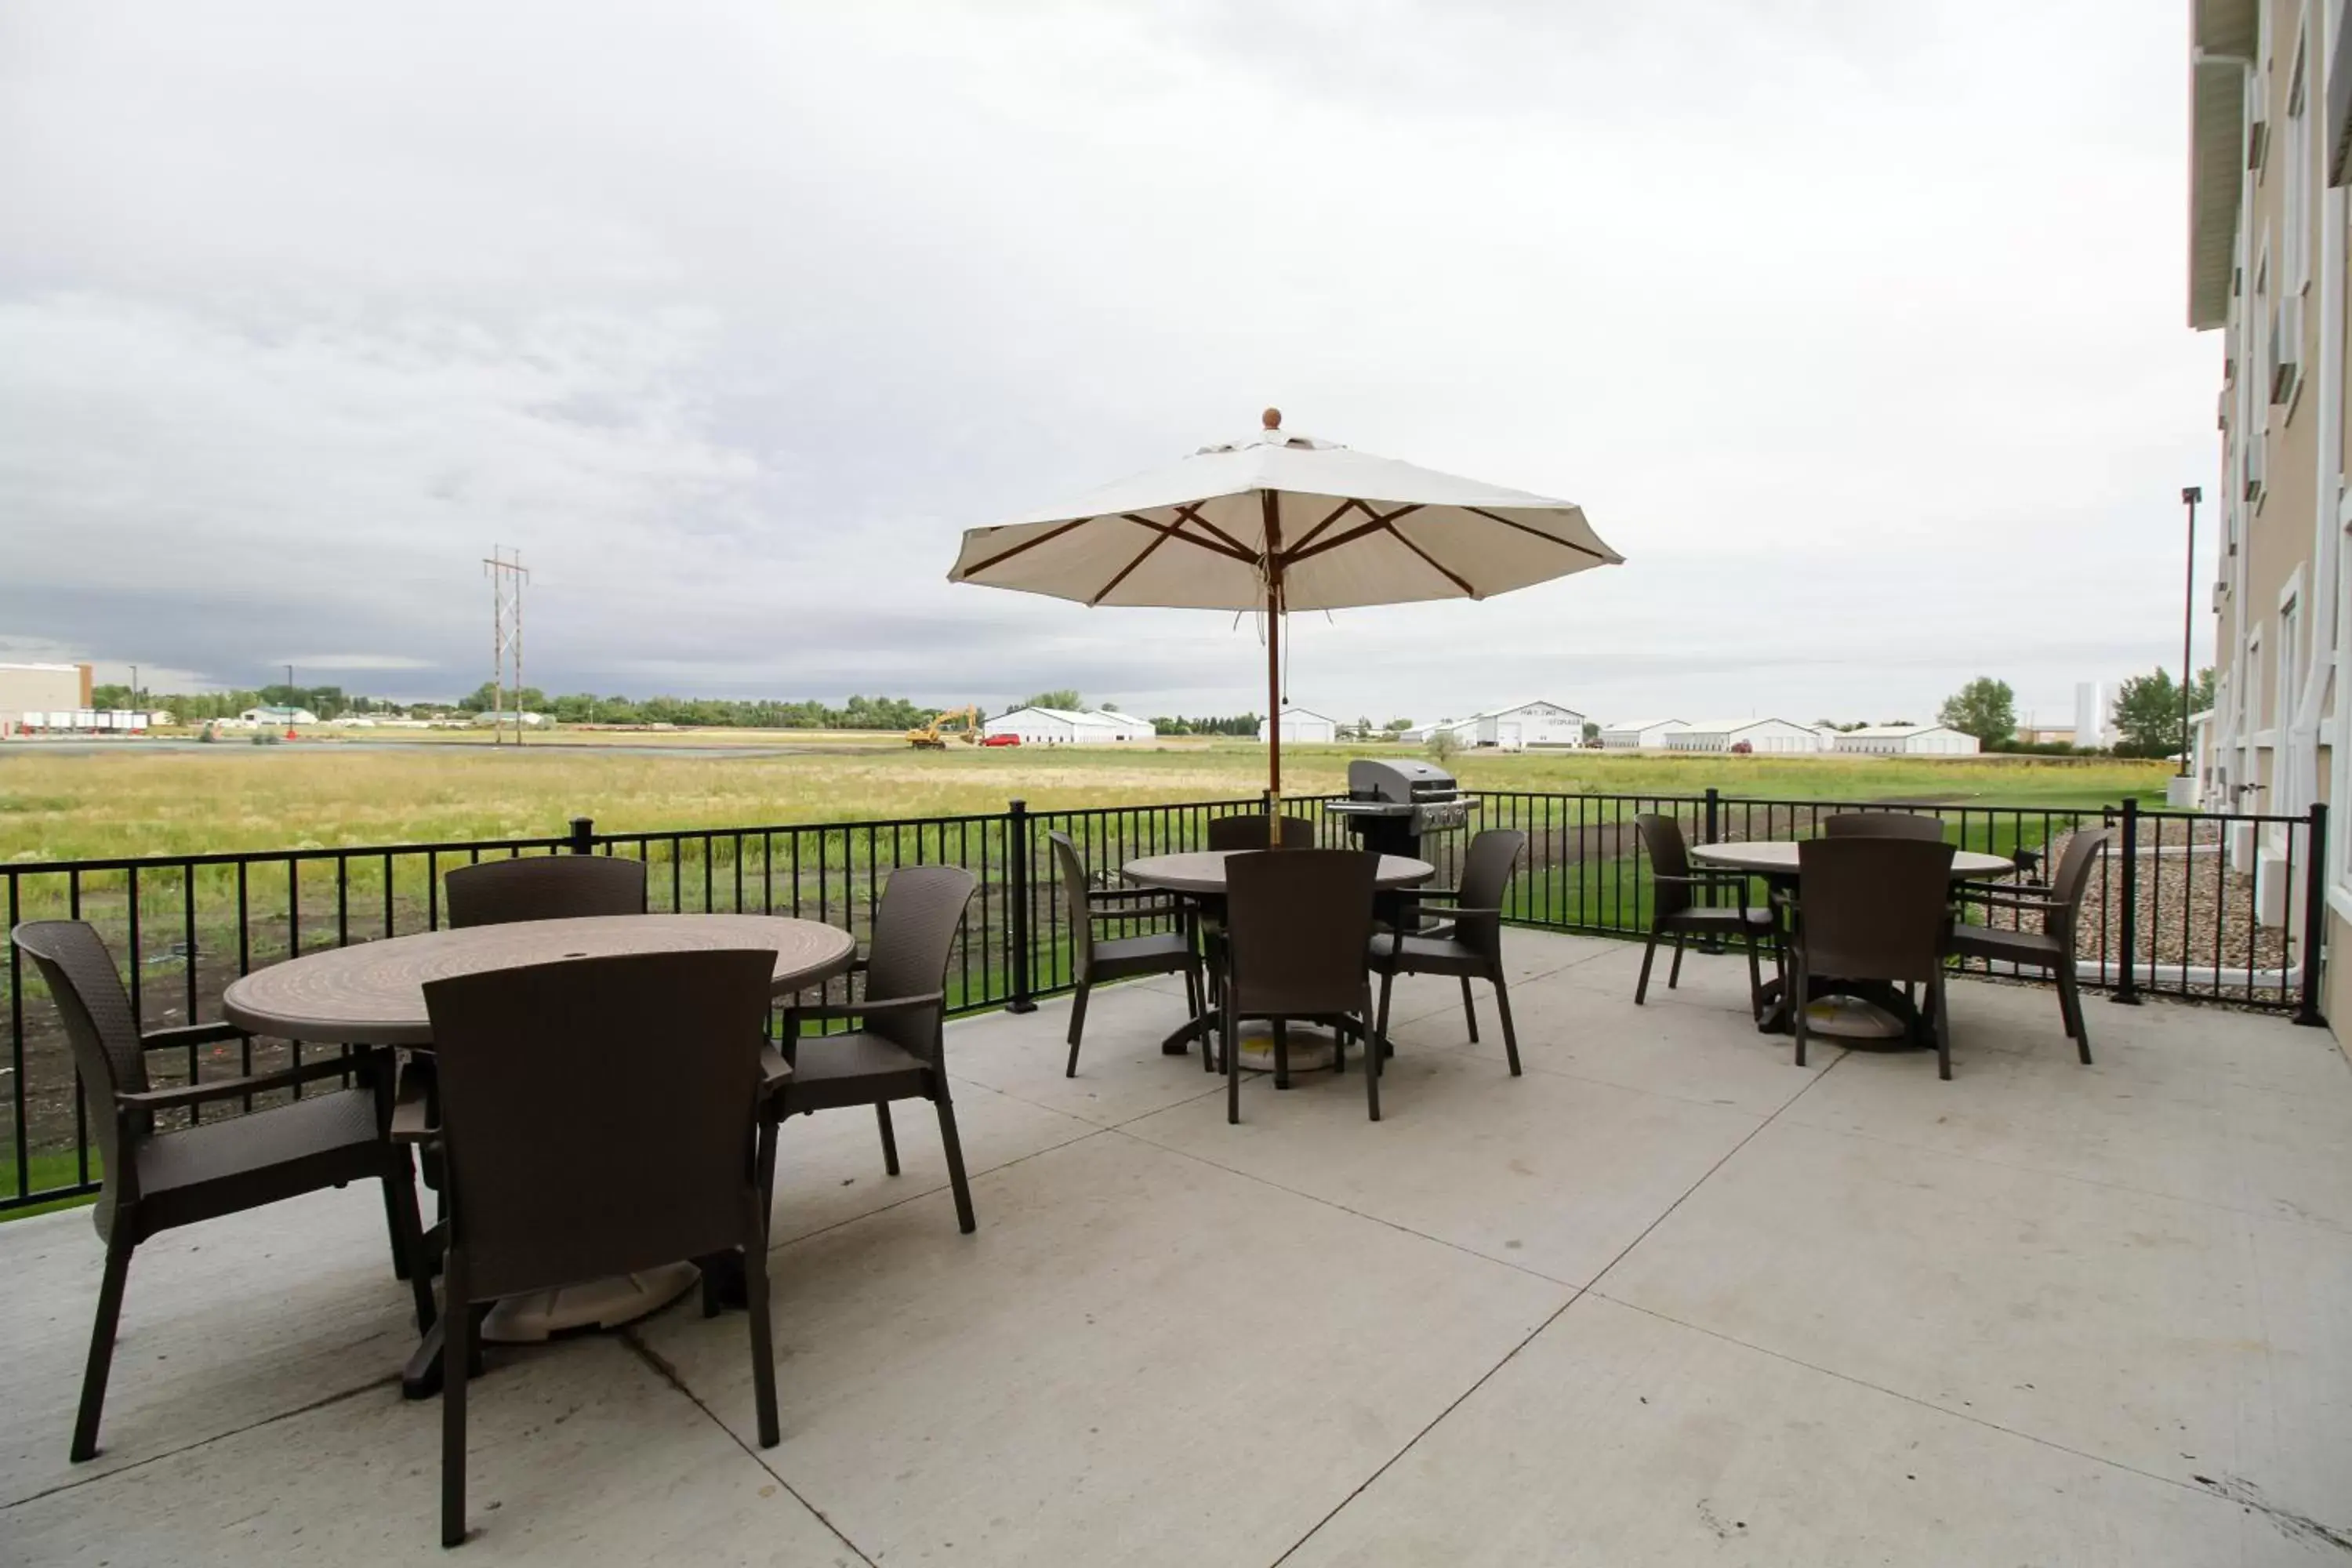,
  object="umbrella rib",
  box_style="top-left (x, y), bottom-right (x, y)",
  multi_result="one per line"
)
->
top-left (1465, 507), bottom-right (1611, 562)
top-left (1286, 503), bottom-right (1422, 564)
top-left (1119, 509), bottom-right (1257, 564)
top-left (1091, 523), bottom-right (1180, 604)
top-left (1385, 521), bottom-right (1475, 595)
top-left (957, 517), bottom-right (1095, 579)
top-left (1283, 497), bottom-right (1367, 556)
